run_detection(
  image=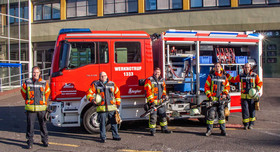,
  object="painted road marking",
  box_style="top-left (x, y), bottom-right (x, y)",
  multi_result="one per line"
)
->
top-left (49, 142), bottom-right (79, 147)
top-left (118, 149), bottom-right (161, 152)
top-left (258, 130), bottom-right (280, 137)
